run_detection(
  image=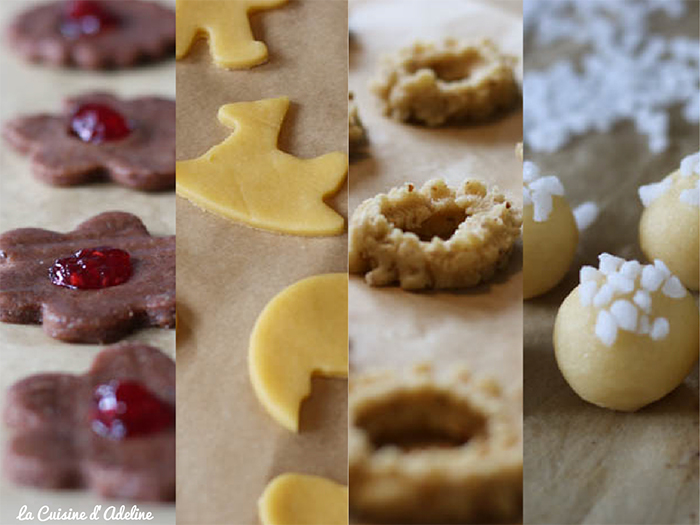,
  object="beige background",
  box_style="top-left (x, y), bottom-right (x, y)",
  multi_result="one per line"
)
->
top-left (522, 3), bottom-right (700, 524)
top-left (175, 1), bottom-right (349, 524)
top-left (0, 1), bottom-right (176, 524)
top-left (348, 0), bottom-right (523, 520)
